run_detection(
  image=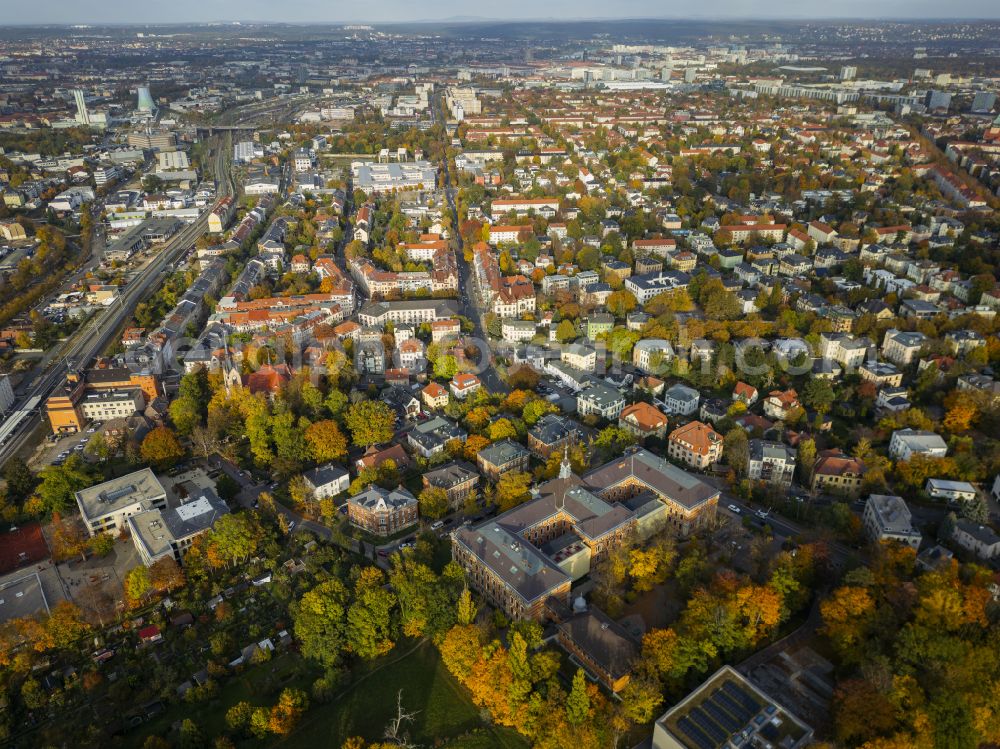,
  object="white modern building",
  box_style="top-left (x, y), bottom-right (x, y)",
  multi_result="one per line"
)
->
top-left (863, 494), bottom-right (922, 549)
top-left (76, 469), bottom-right (168, 536)
top-left (889, 429), bottom-right (948, 461)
